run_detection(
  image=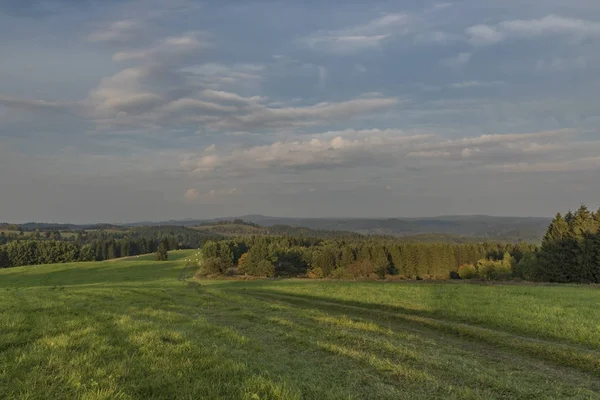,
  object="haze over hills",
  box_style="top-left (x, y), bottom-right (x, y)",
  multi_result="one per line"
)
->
top-left (124, 215), bottom-right (551, 242)
top-left (2, 215), bottom-right (552, 242)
